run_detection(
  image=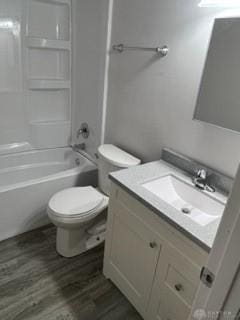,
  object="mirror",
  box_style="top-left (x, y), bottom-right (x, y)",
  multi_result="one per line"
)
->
top-left (194, 17), bottom-right (240, 133)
